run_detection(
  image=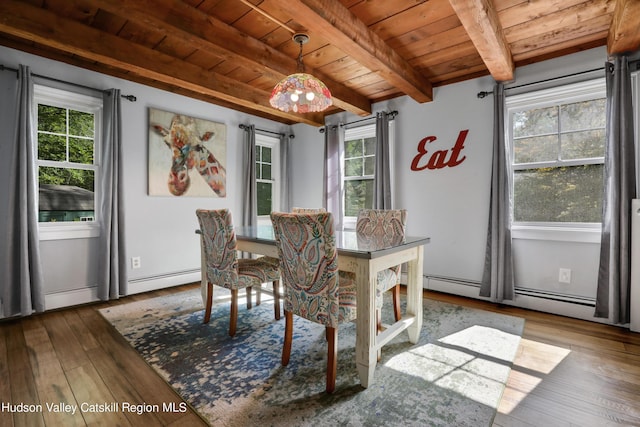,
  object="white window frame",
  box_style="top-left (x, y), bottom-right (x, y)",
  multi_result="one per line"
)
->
top-left (341, 121), bottom-right (395, 229)
top-left (505, 78), bottom-right (606, 242)
top-left (256, 134), bottom-right (280, 224)
top-left (34, 85), bottom-right (103, 241)
top-left (342, 123), bottom-right (375, 228)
